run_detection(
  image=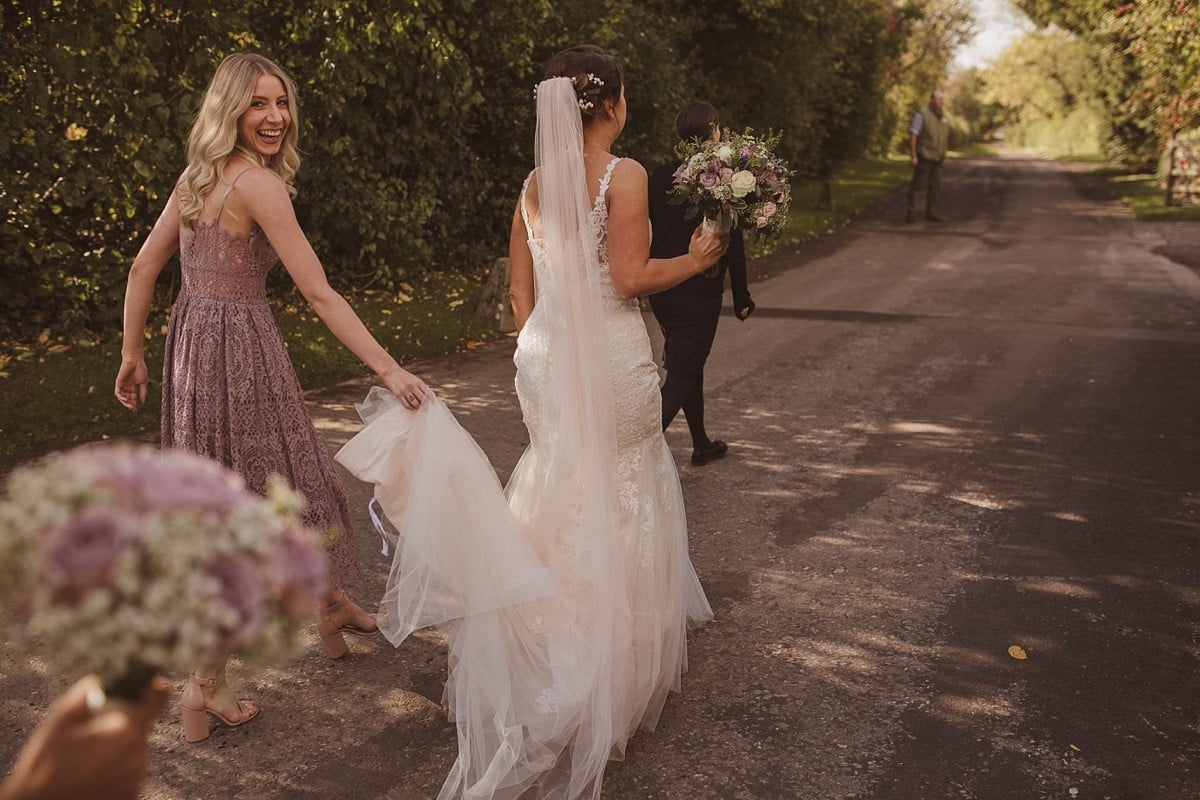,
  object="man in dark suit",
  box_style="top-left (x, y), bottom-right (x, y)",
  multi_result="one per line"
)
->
top-left (648, 102), bottom-right (755, 466)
